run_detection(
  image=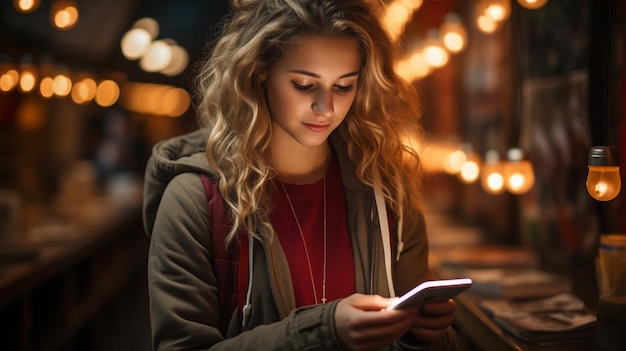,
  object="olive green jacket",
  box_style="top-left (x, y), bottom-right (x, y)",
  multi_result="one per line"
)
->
top-left (143, 130), bottom-right (458, 350)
